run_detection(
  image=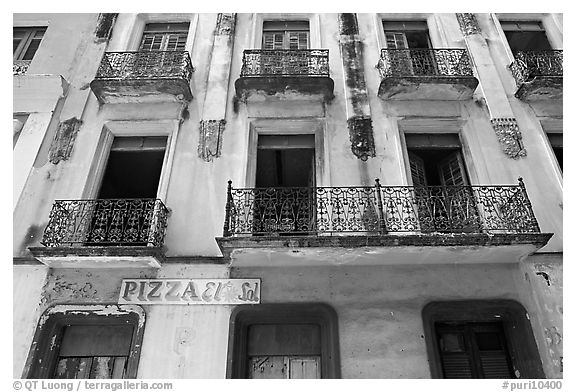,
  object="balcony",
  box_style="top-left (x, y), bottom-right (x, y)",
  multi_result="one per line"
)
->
top-left (509, 50), bottom-right (563, 101)
top-left (235, 49), bottom-right (334, 102)
top-left (377, 49), bottom-right (478, 100)
top-left (28, 199), bottom-right (169, 268)
top-left (90, 51), bottom-right (193, 104)
top-left (216, 179), bottom-right (552, 267)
